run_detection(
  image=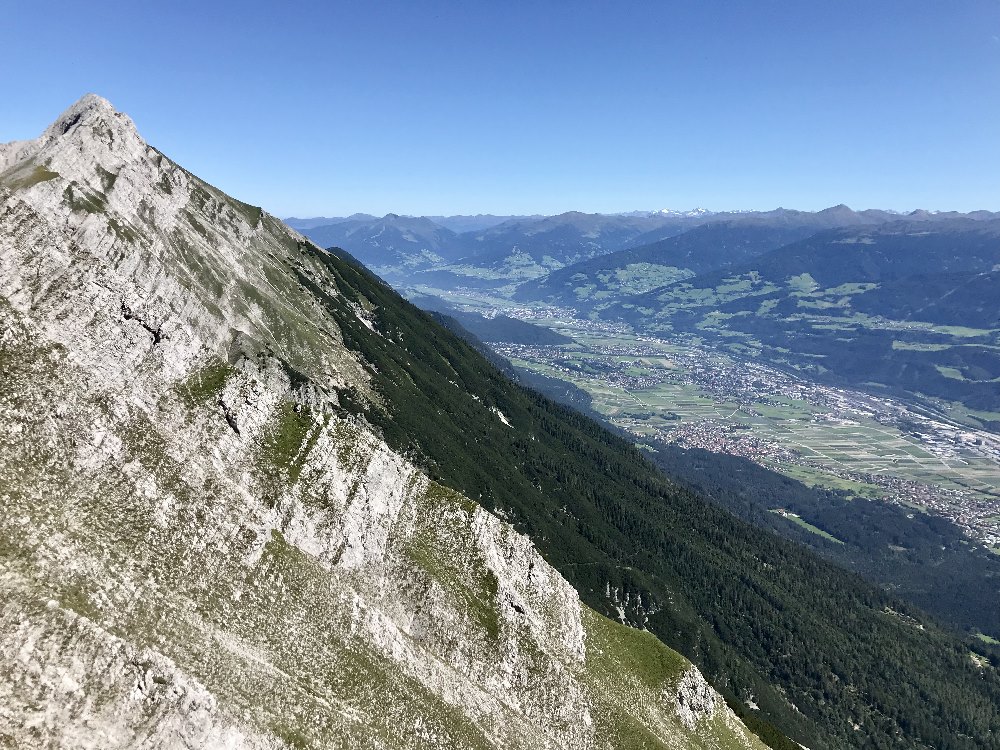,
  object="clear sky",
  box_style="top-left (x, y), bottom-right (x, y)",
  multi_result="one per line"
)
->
top-left (4, 1), bottom-right (999, 216)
